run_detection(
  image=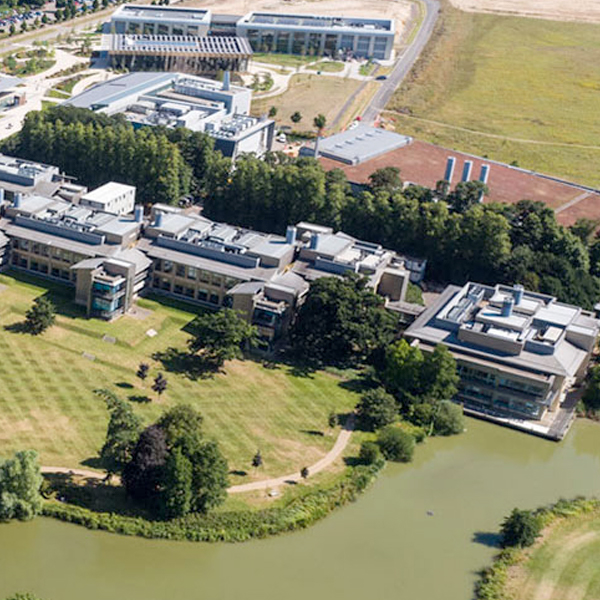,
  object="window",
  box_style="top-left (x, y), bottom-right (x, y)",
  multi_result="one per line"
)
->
top-left (199, 270), bottom-right (210, 283)
top-left (185, 287), bottom-right (194, 298)
top-left (174, 284), bottom-right (184, 295)
top-left (197, 289), bottom-right (208, 302)
top-left (172, 26), bottom-right (184, 35)
top-left (20, 239), bottom-right (29, 251)
top-left (187, 266), bottom-right (197, 280)
top-left (157, 24), bottom-right (169, 35)
top-left (212, 274), bottom-right (222, 287)
top-left (209, 293), bottom-right (219, 305)
top-left (224, 277), bottom-right (239, 289)
top-left (176, 264), bottom-right (186, 278)
top-left (163, 260), bottom-right (173, 273)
